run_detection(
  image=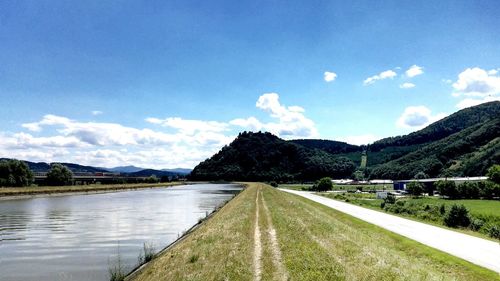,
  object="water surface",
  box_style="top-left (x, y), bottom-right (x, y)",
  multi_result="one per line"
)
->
top-left (0, 184), bottom-right (242, 281)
